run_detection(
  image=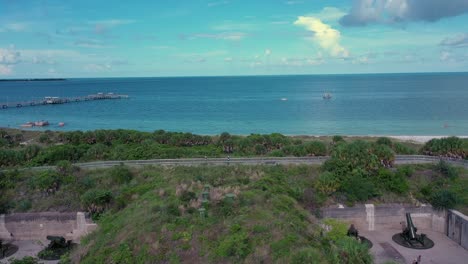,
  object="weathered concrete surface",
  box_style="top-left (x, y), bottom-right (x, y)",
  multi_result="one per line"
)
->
top-left (363, 229), bottom-right (468, 264)
top-left (0, 240), bottom-right (58, 264)
top-left (322, 204), bottom-right (446, 234)
top-left (447, 210), bottom-right (468, 250)
top-left (0, 212), bottom-right (96, 242)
